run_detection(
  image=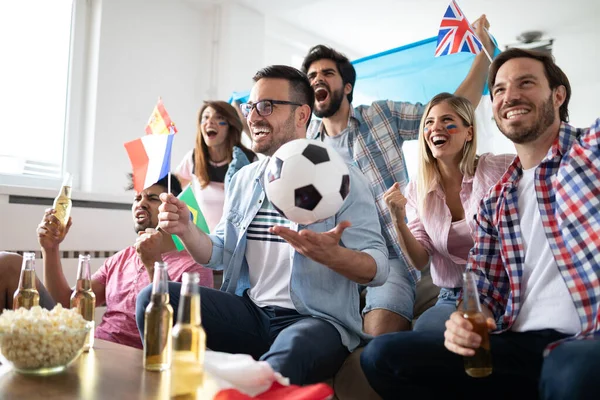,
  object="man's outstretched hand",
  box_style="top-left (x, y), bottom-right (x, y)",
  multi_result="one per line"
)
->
top-left (270, 221), bottom-right (351, 266)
